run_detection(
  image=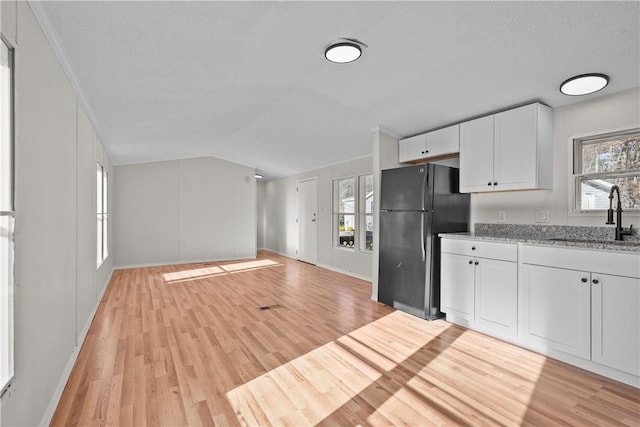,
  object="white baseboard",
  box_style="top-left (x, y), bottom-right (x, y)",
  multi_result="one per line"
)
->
top-left (114, 254), bottom-right (257, 270)
top-left (258, 248), bottom-right (294, 259)
top-left (316, 263), bottom-right (372, 282)
top-left (259, 248), bottom-right (373, 283)
top-left (39, 268), bottom-right (114, 427)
